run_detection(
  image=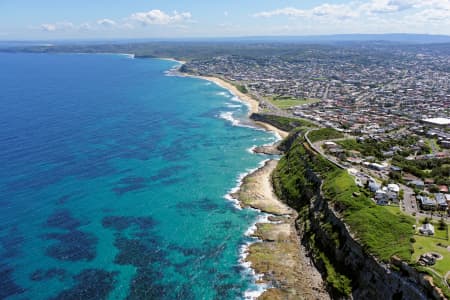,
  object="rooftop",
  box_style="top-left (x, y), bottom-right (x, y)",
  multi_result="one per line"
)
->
top-left (422, 118), bottom-right (450, 126)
